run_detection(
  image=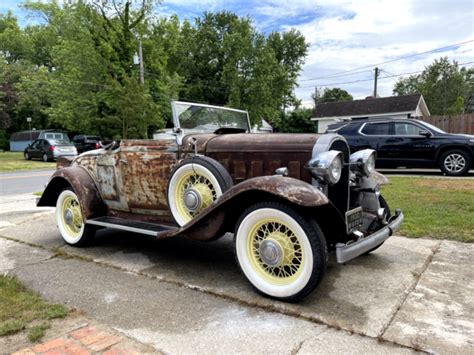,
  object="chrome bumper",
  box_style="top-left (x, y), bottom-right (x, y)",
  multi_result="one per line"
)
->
top-left (336, 210), bottom-right (404, 263)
